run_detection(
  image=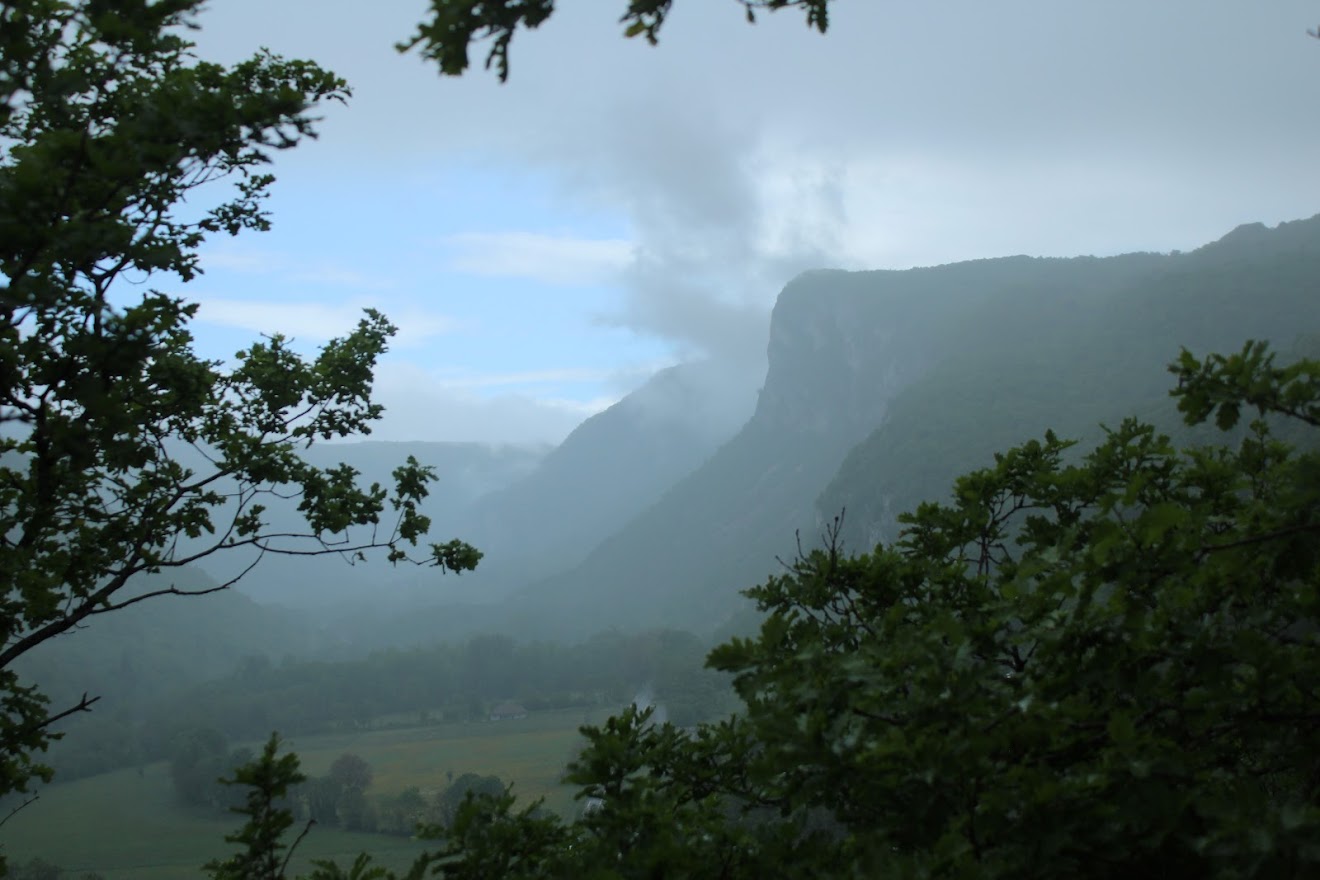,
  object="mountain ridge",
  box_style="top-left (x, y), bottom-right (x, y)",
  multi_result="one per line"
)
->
top-left (499, 213), bottom-right (1320, 638)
